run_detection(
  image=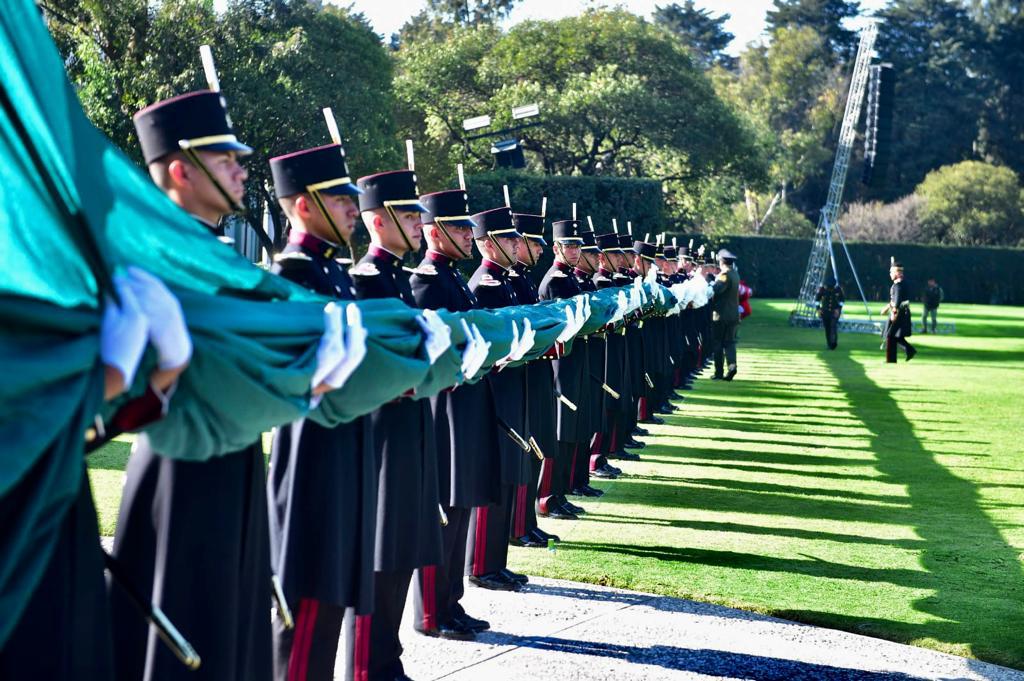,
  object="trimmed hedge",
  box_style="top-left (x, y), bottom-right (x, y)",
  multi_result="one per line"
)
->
top-left (672, 234), bottom-right (1024, 305)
